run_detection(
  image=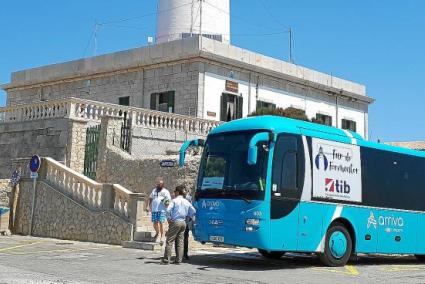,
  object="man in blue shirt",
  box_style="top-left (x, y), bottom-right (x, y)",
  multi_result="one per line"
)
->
top-left (162, 185), bottom-right (196, 265)
top-left (175, 188), bottom-right (192, 260)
